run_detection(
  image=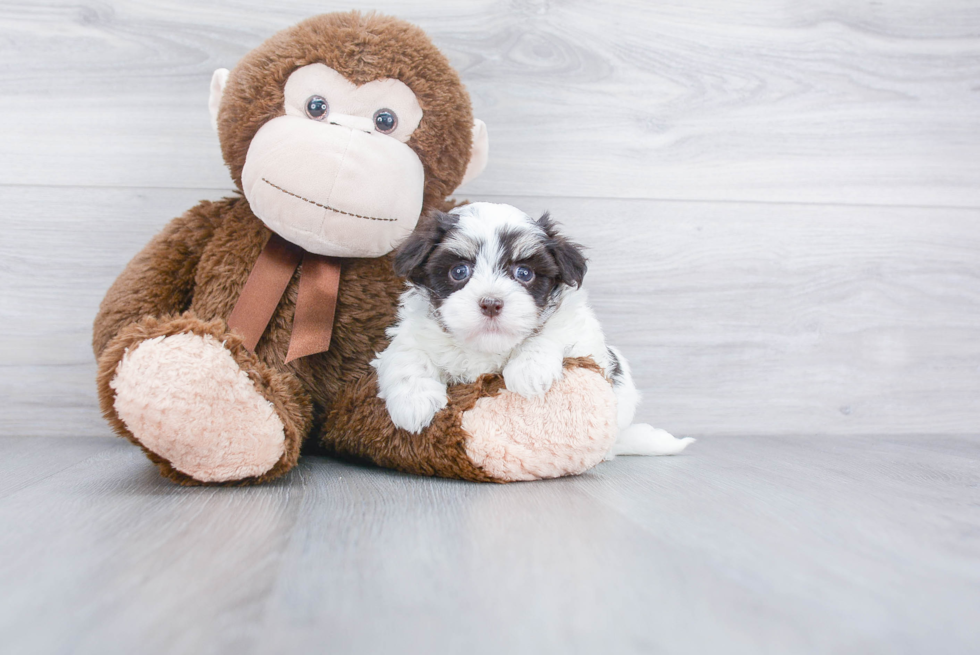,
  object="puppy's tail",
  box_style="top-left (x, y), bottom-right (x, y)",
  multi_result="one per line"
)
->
top-left (604, 424), bottom-right (695, 460)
